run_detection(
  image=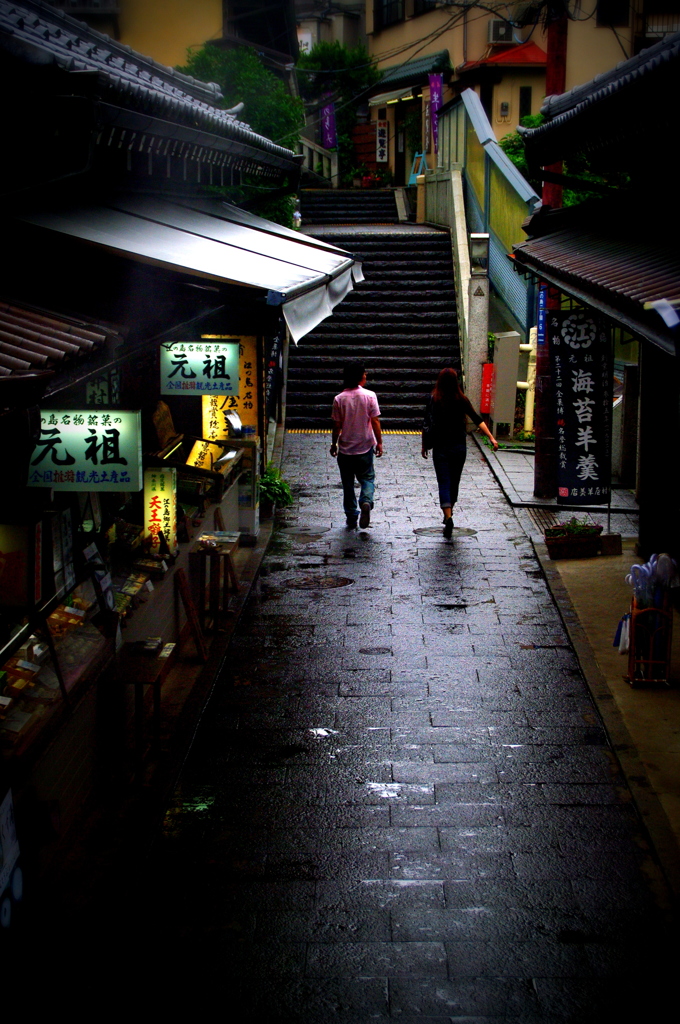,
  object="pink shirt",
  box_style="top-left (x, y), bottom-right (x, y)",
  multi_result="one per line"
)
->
top-left (332, 386), bottom-right (381, 455)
